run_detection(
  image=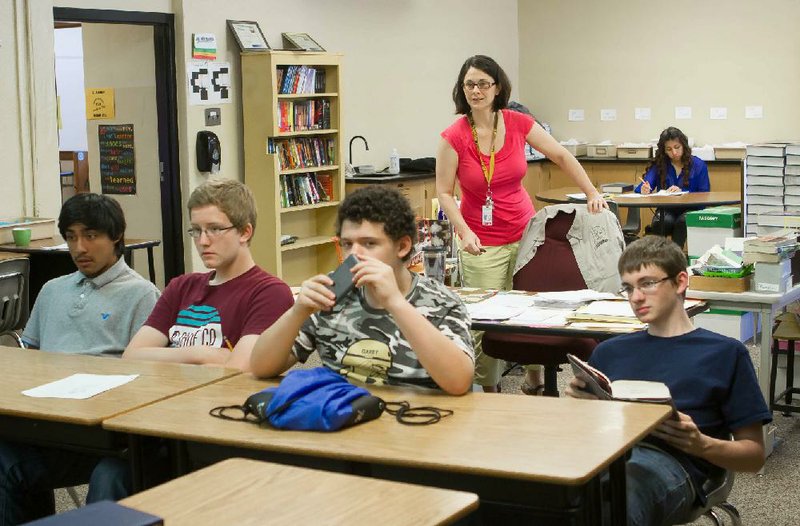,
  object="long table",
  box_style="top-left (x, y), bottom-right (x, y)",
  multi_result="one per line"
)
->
top-left (0, 346), bottom-right (239, 487)
top-left (121, 457), bottom-right (479, 526)
top-left (0, 237), bottom-right (160, 305)
top-left (104, 373), bottom-right (670, 525)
